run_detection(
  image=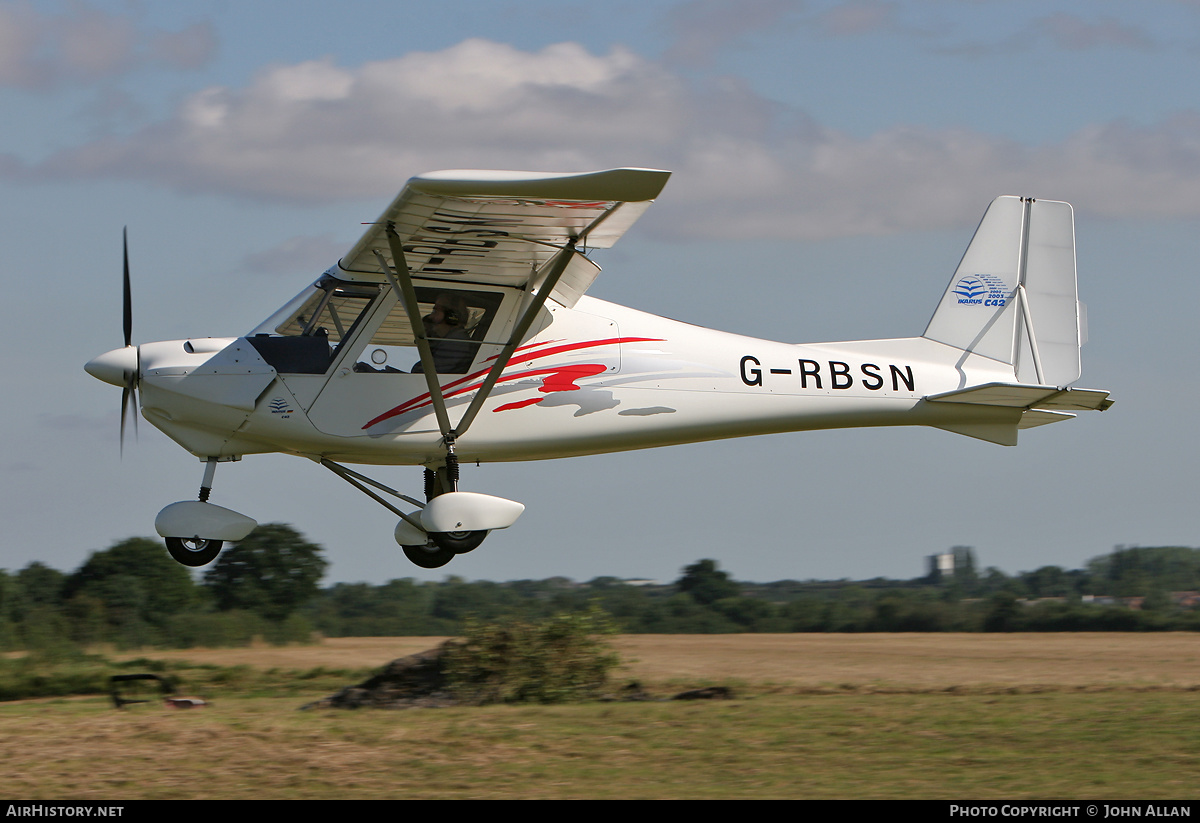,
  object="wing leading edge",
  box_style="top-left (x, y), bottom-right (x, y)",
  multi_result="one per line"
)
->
top-left (334, 167), bottom-right (671, 307)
